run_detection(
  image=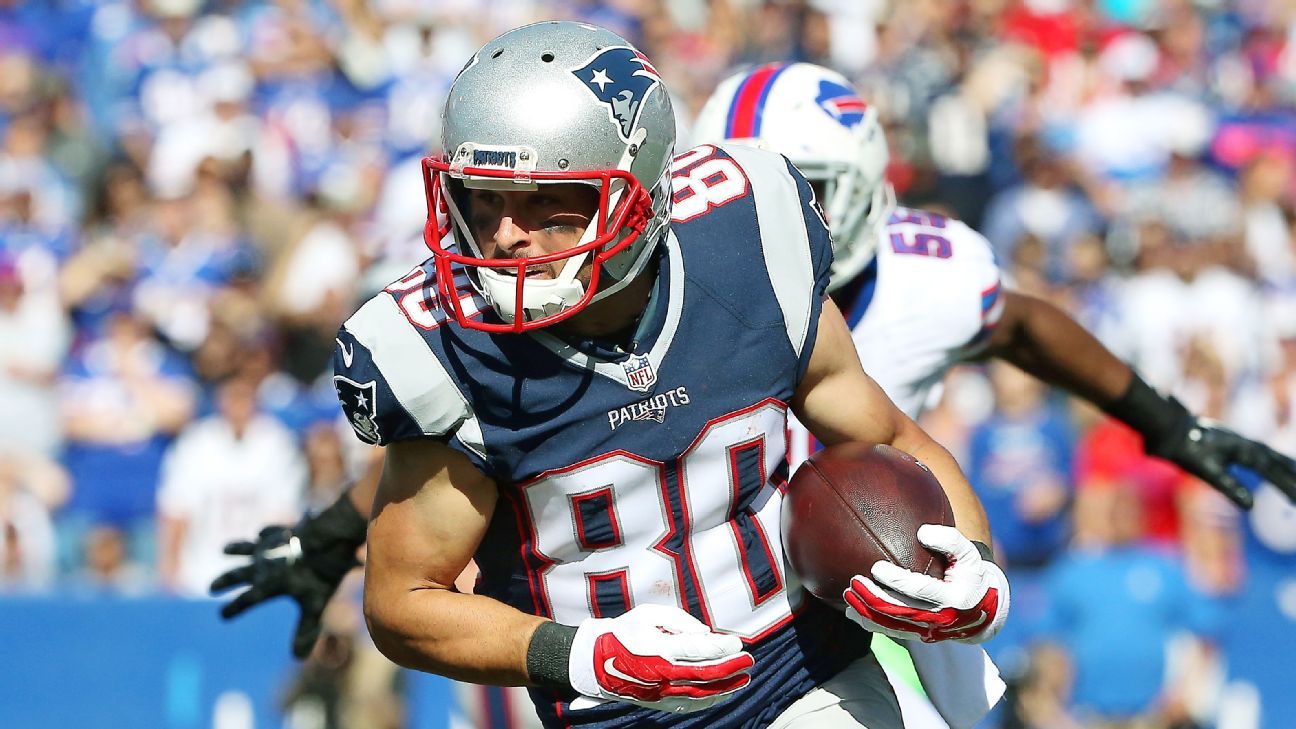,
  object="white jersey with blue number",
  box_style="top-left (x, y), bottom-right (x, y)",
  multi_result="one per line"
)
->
top-left (333, 144), bottom-right (872, 729)
top-left (787, 207), bottom-right (1004, 467)
top-left (850, 207), bottom-right (1004, 416)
